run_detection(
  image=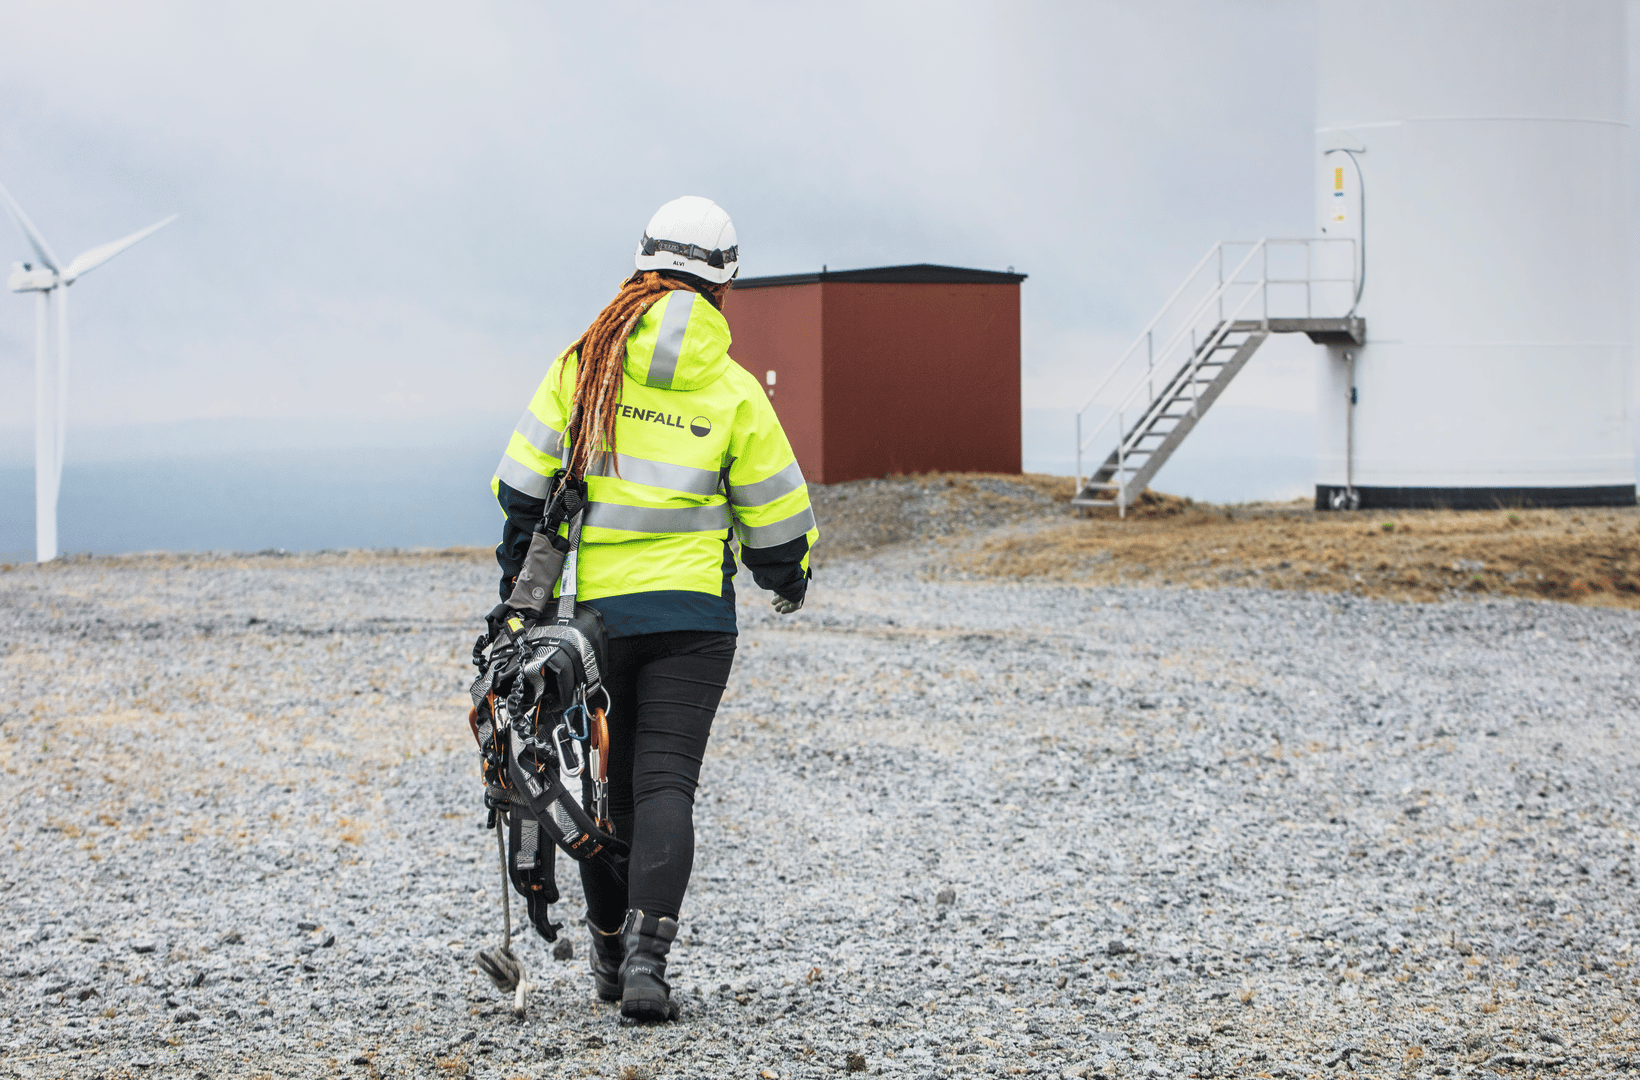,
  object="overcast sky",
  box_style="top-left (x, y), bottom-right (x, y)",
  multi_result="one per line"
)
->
top-left (0, 0), bottom-right (1325, 433)
top-left (0, 2), bottom-right (1634, 449)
